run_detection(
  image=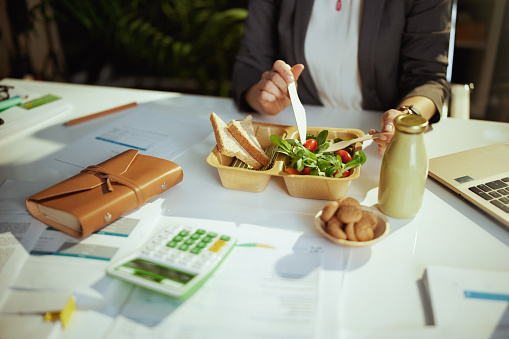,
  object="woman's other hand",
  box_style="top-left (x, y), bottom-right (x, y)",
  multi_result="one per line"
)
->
top-left (369, 109), bottom-right (402, 155)
top-left (370, 97), bottom-right (436, 155)
top-left (245, 60), bottom-right (305, 115)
